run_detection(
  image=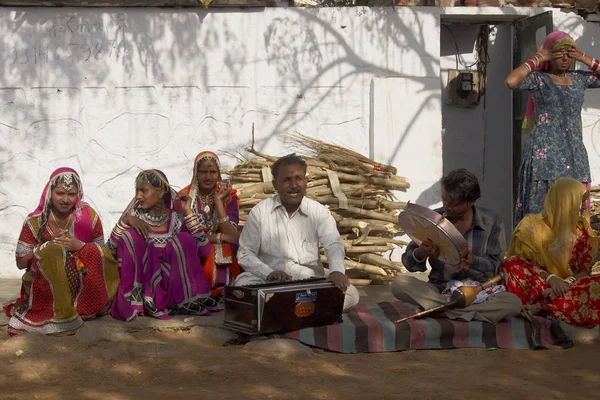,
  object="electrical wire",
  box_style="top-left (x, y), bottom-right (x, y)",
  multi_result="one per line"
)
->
top-left (442, 24), bottom-right (495, 105)
top-left (442, 24), bottom-right (479, 70)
